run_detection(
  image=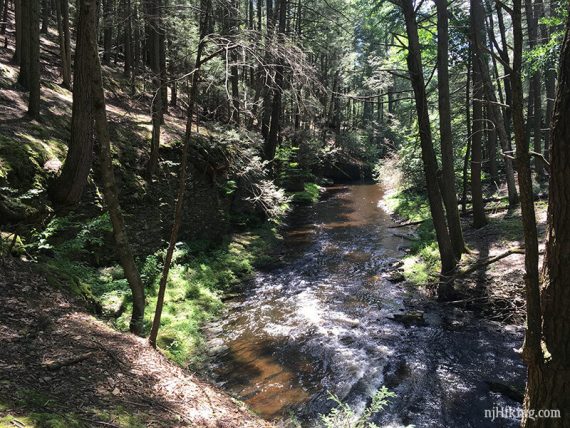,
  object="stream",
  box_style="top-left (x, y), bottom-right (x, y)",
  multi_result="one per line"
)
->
top-left (204, 184), bottom-right (526, 427)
